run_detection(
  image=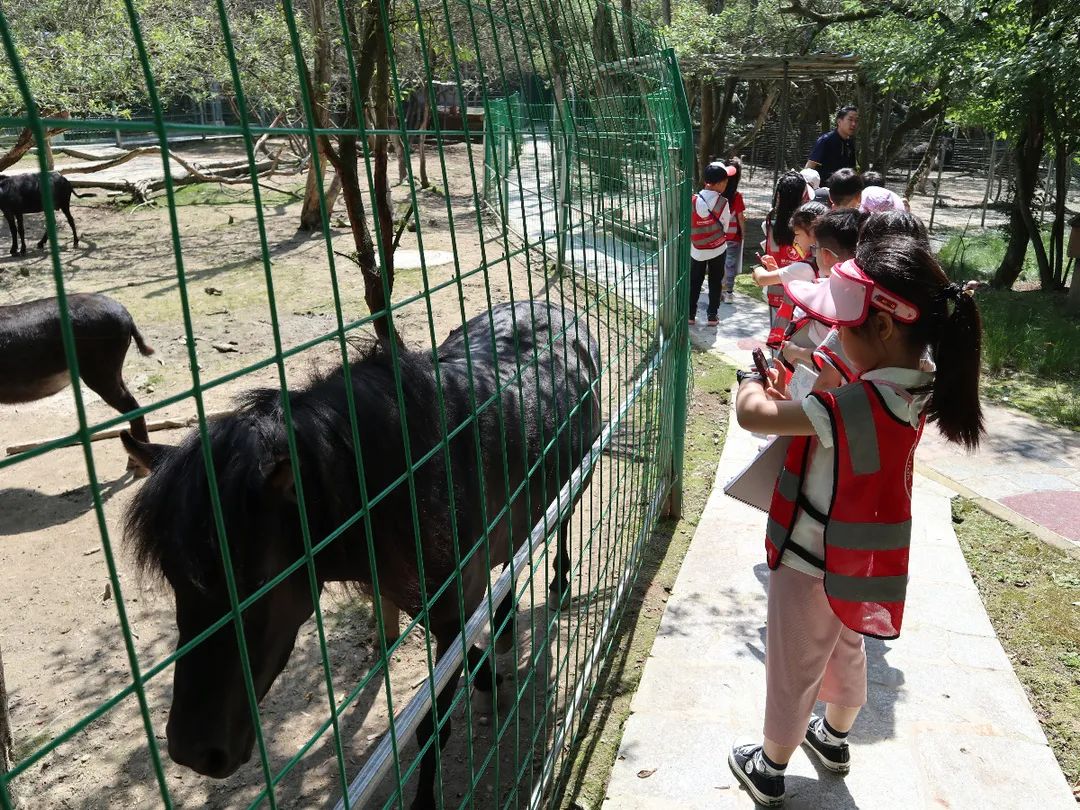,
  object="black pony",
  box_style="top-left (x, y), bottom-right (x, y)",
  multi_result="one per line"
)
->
top-left (122, 301), bottom-right (601, 809)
